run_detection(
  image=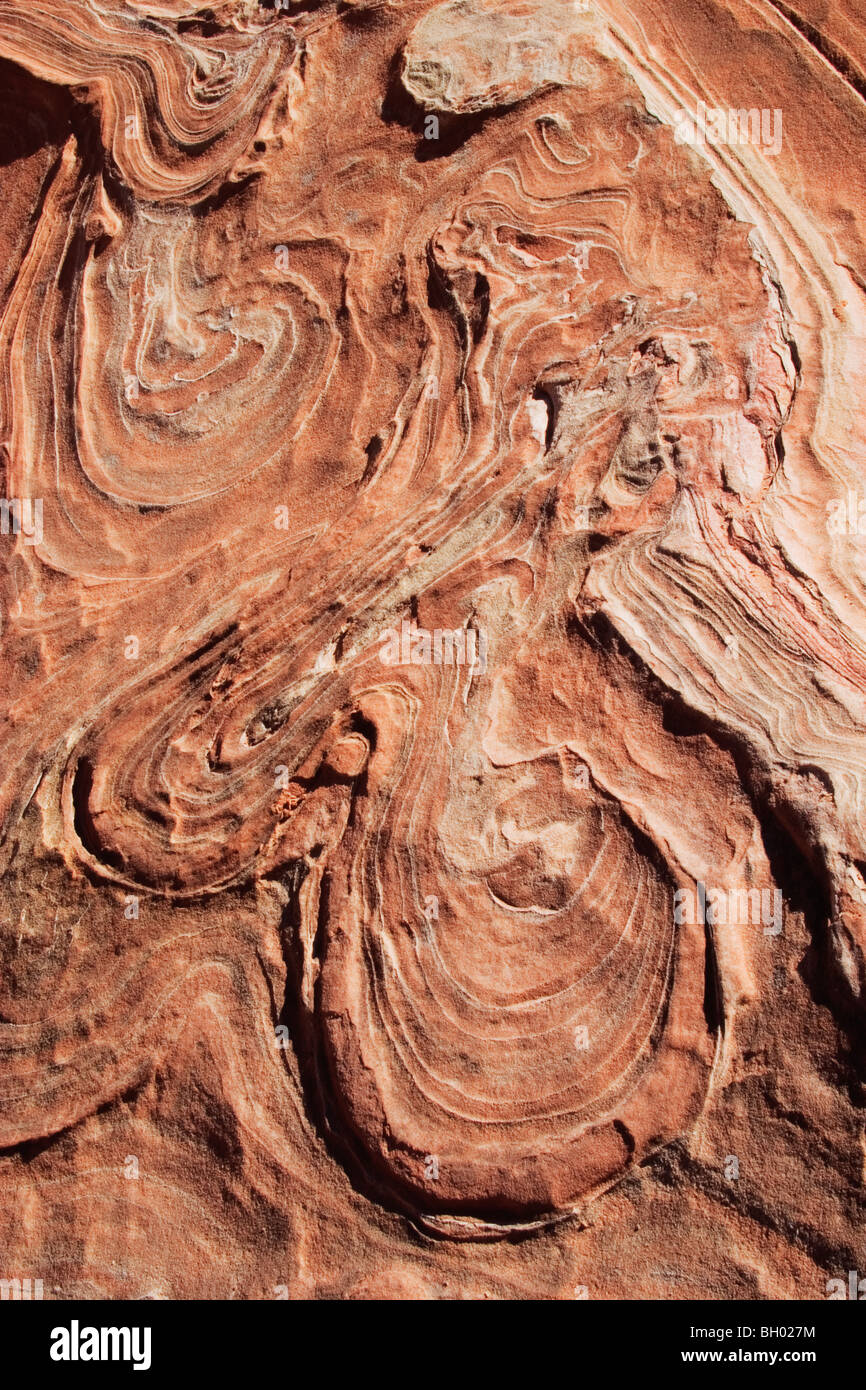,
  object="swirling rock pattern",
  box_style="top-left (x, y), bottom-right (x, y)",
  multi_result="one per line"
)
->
top-left (0, 0), bottom-right (865, 1296)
